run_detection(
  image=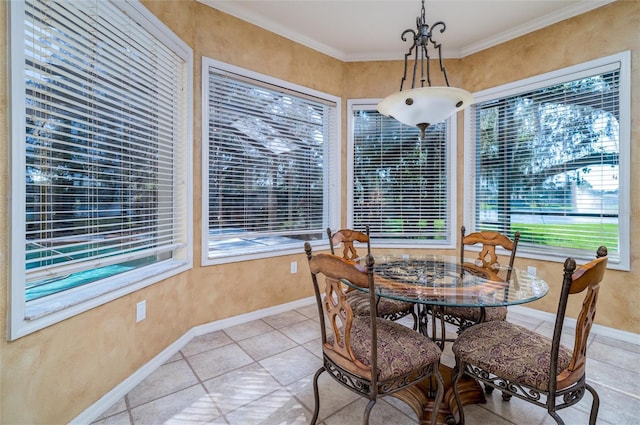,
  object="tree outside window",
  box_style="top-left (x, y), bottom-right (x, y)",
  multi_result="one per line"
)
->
top-left (467, 53), bottom-right (629, 268)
